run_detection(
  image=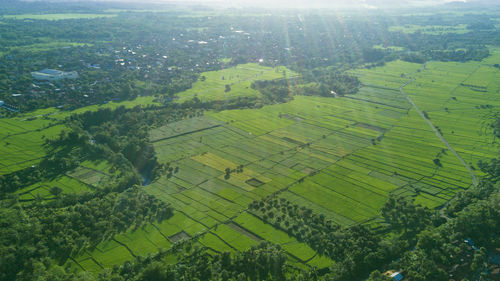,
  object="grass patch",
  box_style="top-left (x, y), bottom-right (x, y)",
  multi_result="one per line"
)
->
top-left (175, 63), bottom-right (297, 103)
